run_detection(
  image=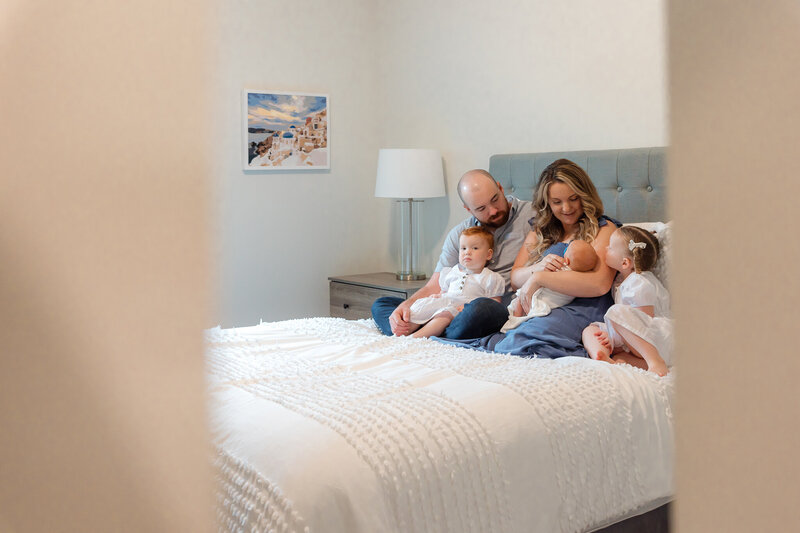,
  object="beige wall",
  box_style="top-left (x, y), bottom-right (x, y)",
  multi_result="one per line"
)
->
top-left (0, 1), bottom-right (214, 531)
top-left (670, 1), bottom-right (800, 531)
